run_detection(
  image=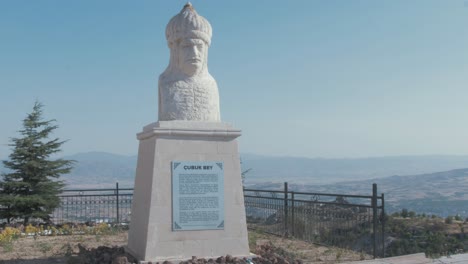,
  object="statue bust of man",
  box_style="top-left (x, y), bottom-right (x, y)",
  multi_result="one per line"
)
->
top-left (158, 3), bottom-right (221, 122)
